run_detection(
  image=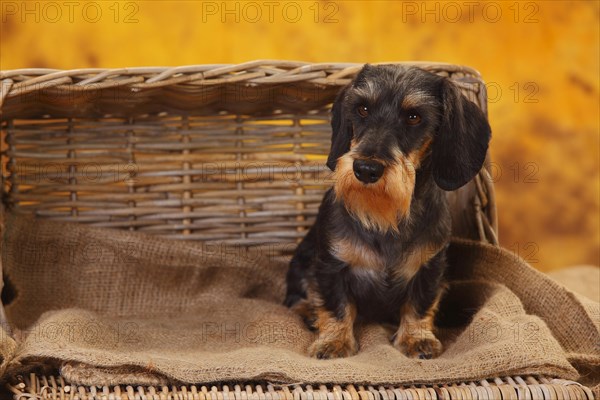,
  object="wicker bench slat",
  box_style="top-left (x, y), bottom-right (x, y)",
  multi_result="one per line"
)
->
top-left (7, 375), bottom-right (593, 400)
